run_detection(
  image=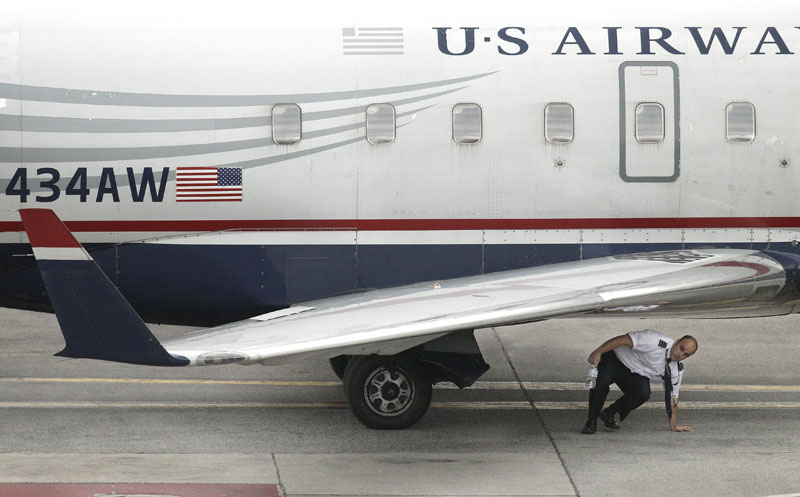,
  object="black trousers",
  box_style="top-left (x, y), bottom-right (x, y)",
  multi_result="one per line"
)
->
top-left (588, 351), bottom-right (651, 422)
